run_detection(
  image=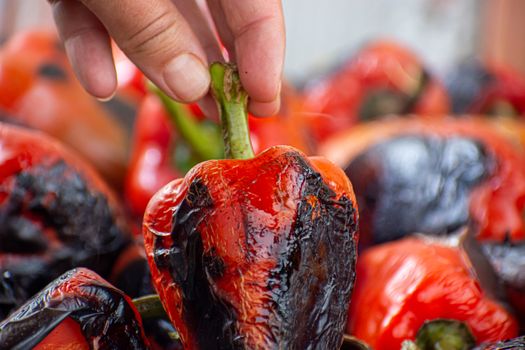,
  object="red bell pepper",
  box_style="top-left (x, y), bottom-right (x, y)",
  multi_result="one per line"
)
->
top-left (0, 122), bottom-right (130, 313)
top-left (143, 63), bottom-right (358, 349)
top-left (0, 268), bottom-right (149, 349)
top-left (0, 30), bottom-right (130, 187)
top-left (446, 60), bottom-right (525, 116)
top-left (304, 40), bottom-right (450, 141)
top-left (347, 234), bottom-right (518, 349)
